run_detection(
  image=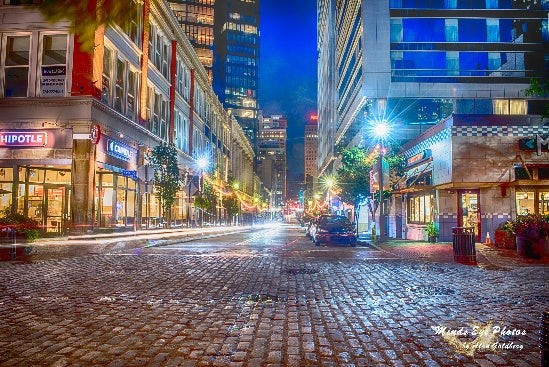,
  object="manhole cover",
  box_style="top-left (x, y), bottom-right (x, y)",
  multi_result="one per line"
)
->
top-left (242, 294), bottom-right (287, 304)
top-left (419, 265), bottom-right (445, 273)
top-left (408, 285), bottom-right (456, 296)
top-left (286, 268), bottom-right (319, 275)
